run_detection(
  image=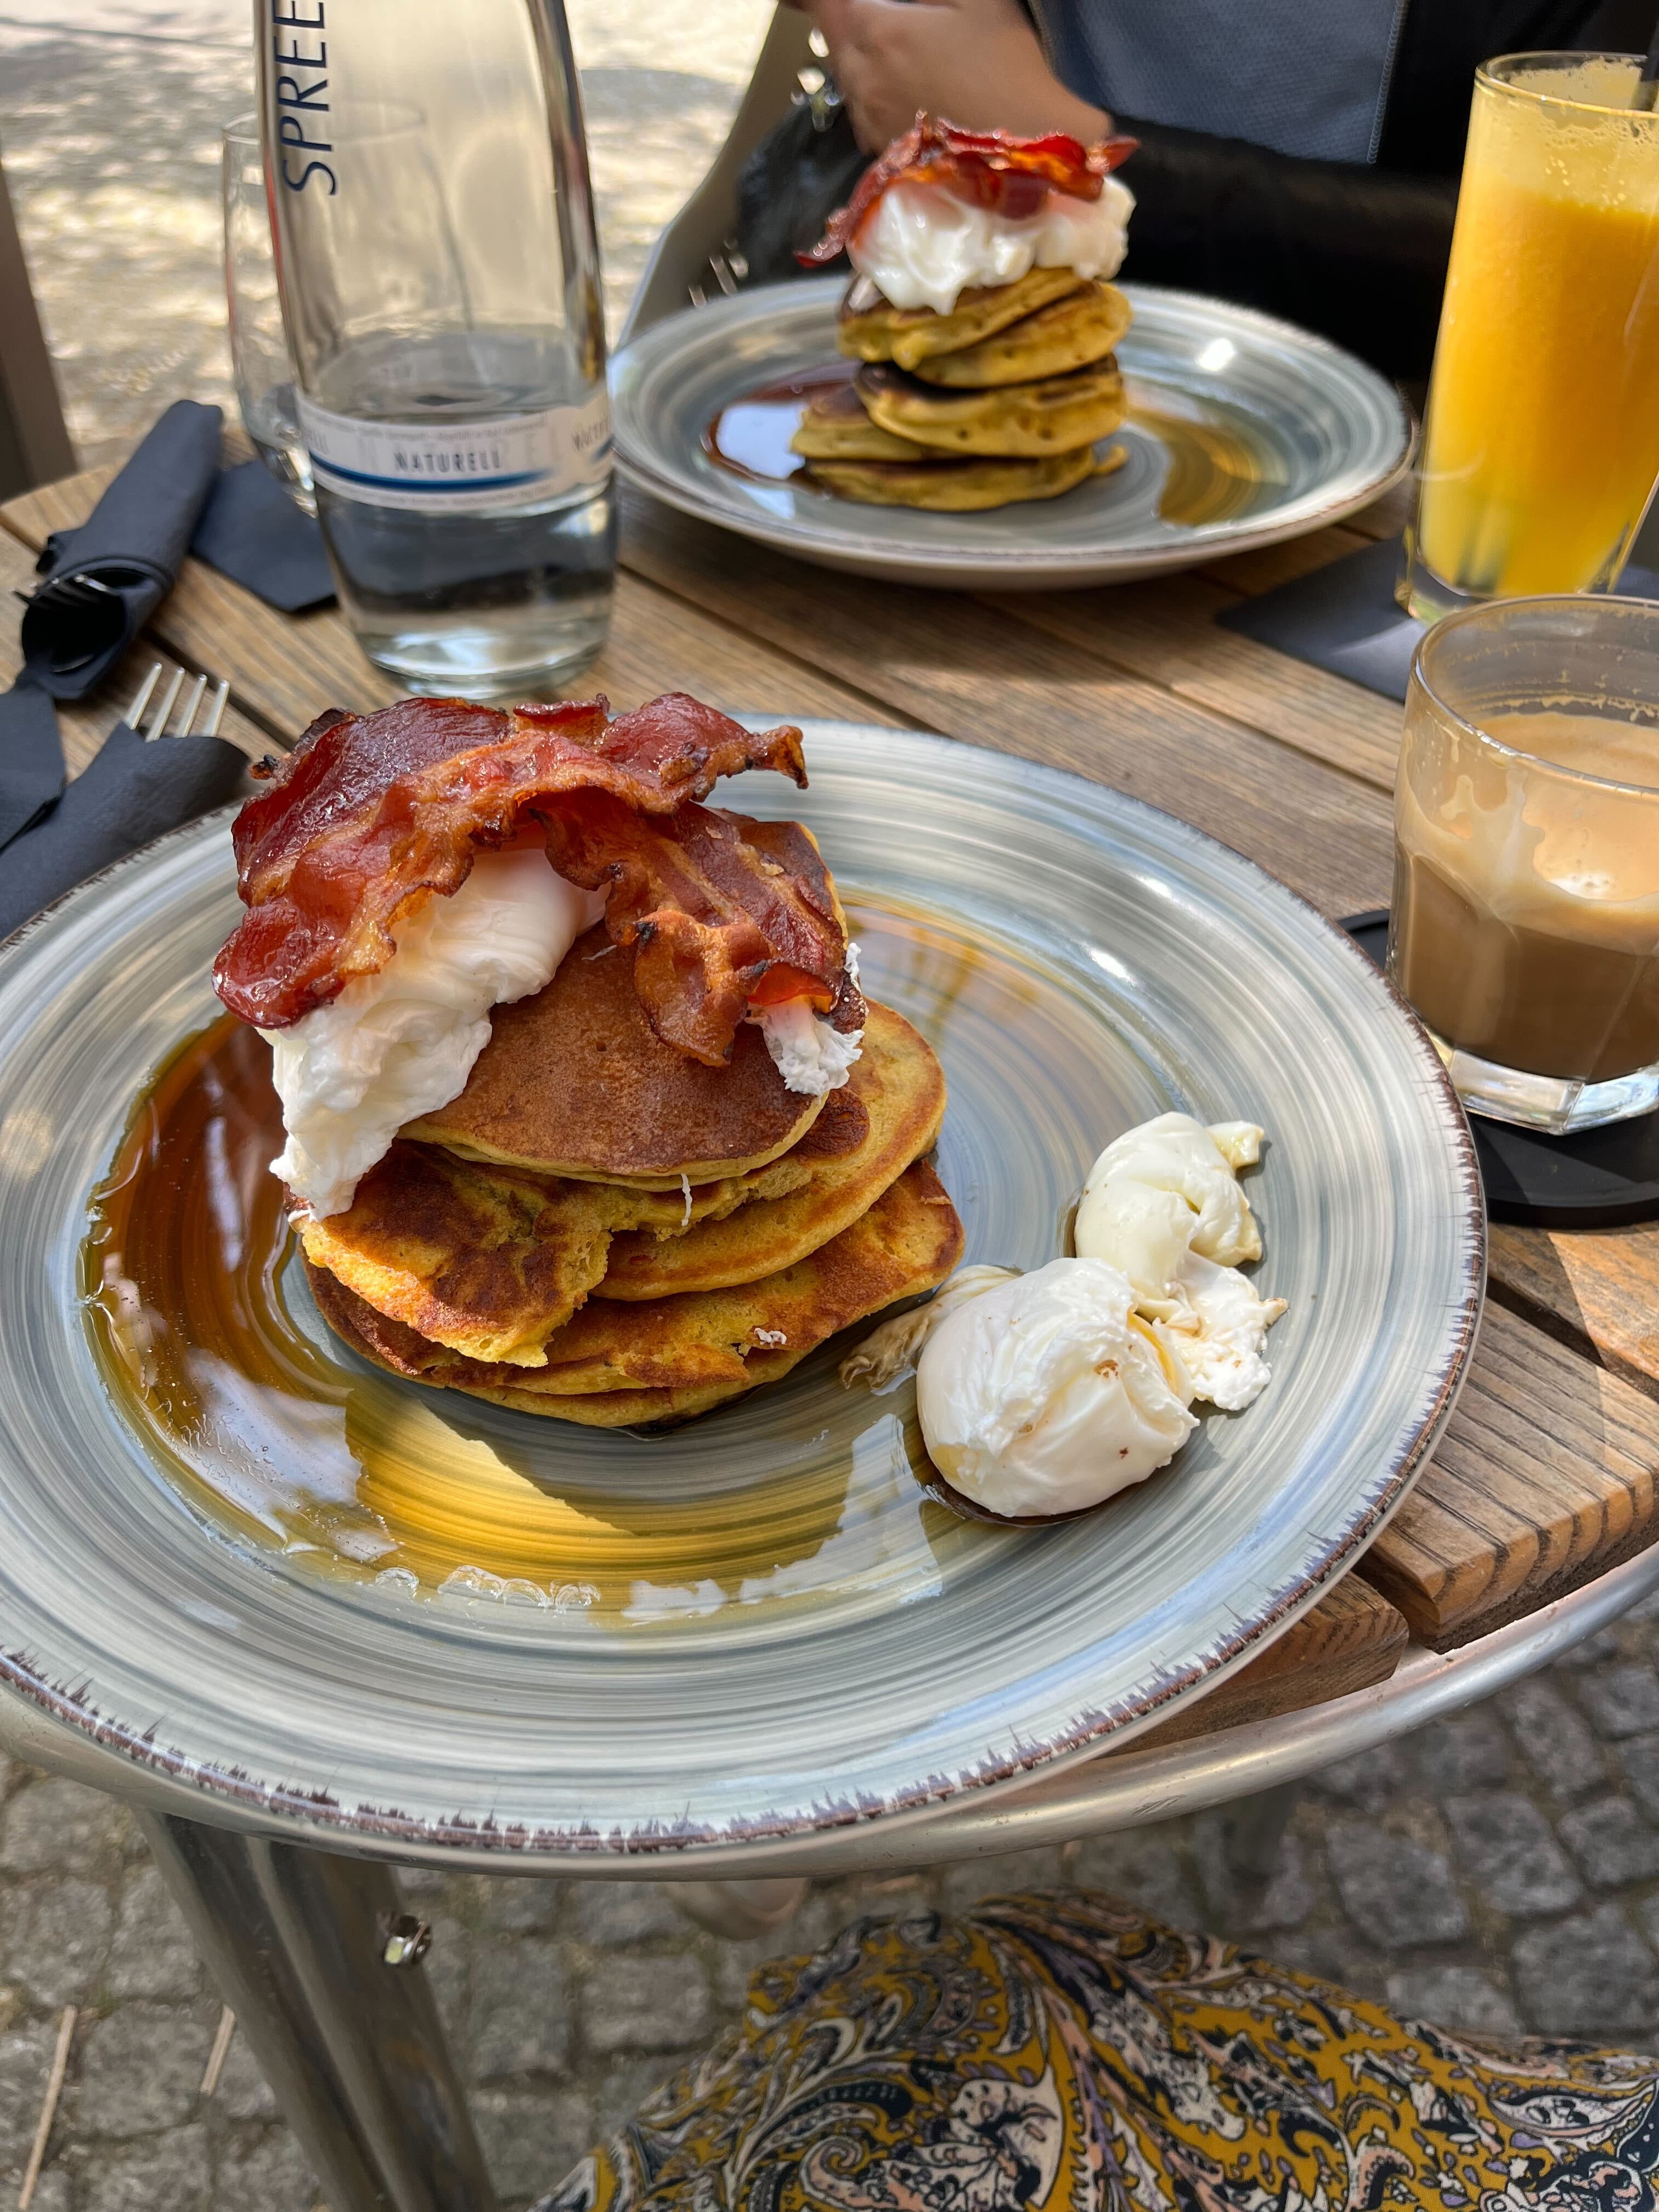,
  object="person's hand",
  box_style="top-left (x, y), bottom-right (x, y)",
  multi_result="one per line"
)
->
top-left (804, 0), bottom-right (1109, 154)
